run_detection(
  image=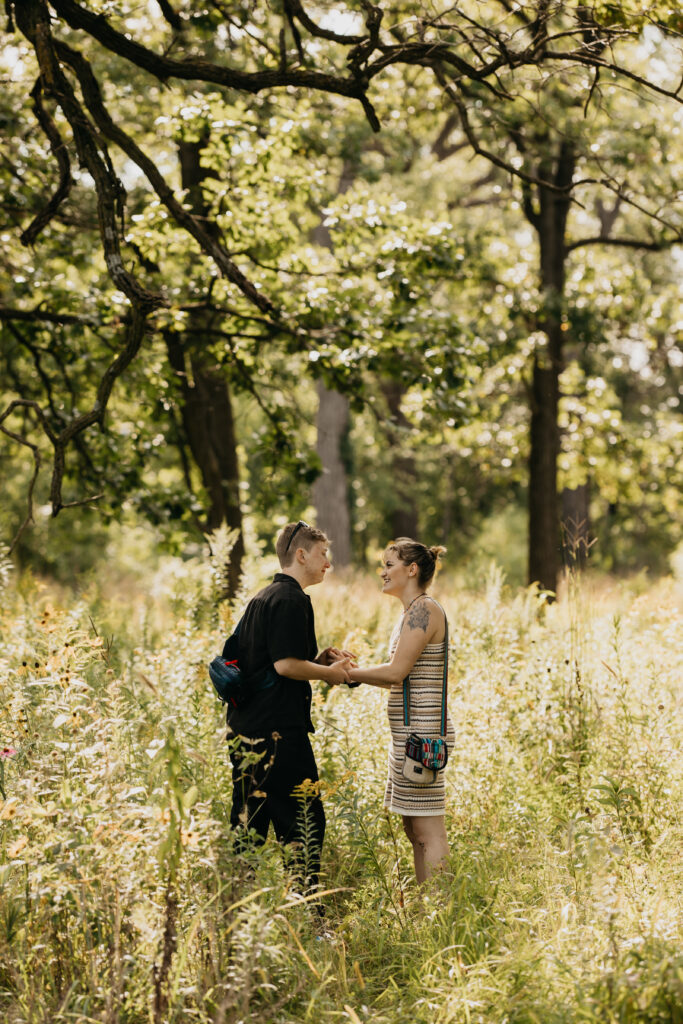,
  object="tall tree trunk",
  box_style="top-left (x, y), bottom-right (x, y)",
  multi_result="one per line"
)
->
top-left (310, 163), bottom-right (355, 563)
top-left (561, 482), bottom-right (591, 569)
top-left (164, 331), bottom-right (245, 596)
top-left (164, 136), bottom-right (244, 595)
top-left (526, 141), bottom-right (575, 593)
top-left (382, 380), bottom-right (419, 539)
top-left (312, 380), bottom-right (352, 567)
top-left (527, 324), bottom-right (562, 591)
